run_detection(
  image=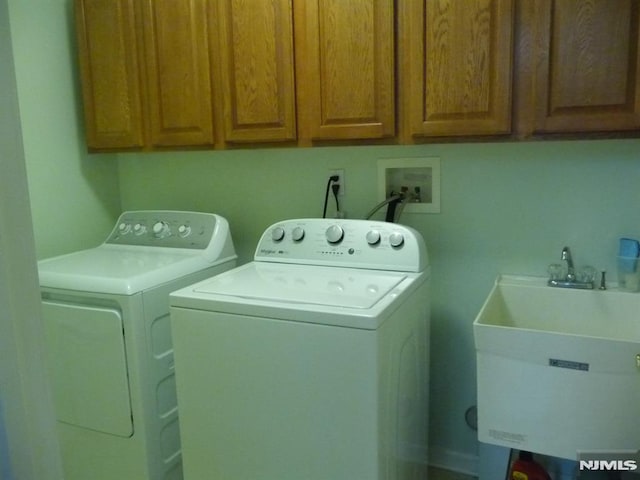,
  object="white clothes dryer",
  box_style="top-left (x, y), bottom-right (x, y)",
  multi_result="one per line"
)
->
top-left (170, 218), bottom-right (431, 480)
top-left (38, 210), bottom-right (236, 480)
